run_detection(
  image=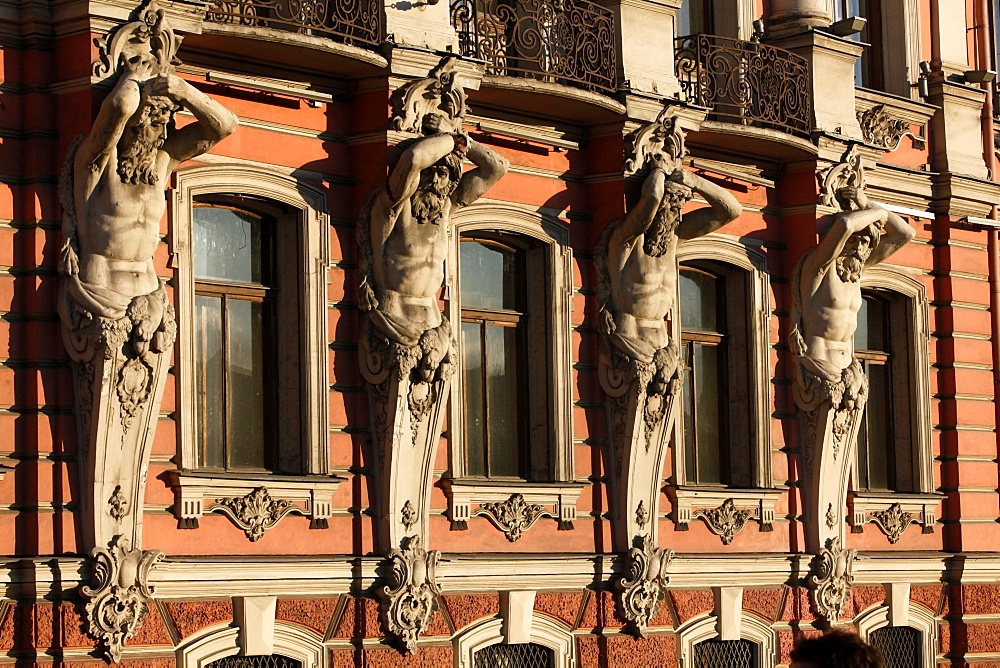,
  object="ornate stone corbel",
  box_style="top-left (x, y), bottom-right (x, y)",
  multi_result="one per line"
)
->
top-left (693, 498), bottom-right (755, 545)
top-left (614, 535), bottom-right (674, 636)
top-left (92, 0), bottom-right (183, 79)
top-left (359, 58), bottom-right (507, 551)
top-left (807, 537), bottom-right (858, 623)
top-left (472, 493), bottom-right (556, 542)
top-left (208, 487), bottom-right (305, 542)
top-left (80, 536), bottom-right (164, 663)
top-left (377, 536), bottom-right (441, 654)
top-left (857, 104), bottom-right (918, 151)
